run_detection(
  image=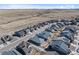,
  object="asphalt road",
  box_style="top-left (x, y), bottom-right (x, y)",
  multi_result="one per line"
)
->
top-left (0, 24), bottom-right (52, 53)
